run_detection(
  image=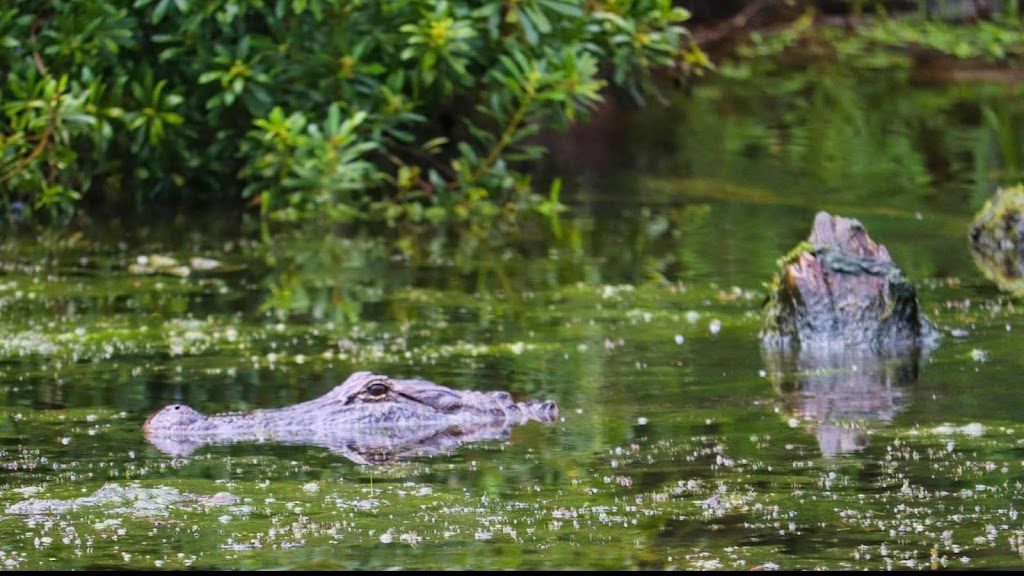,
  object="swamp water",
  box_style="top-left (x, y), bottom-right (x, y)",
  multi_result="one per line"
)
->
top-left (3, 66), bottom-right (1024, 569)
